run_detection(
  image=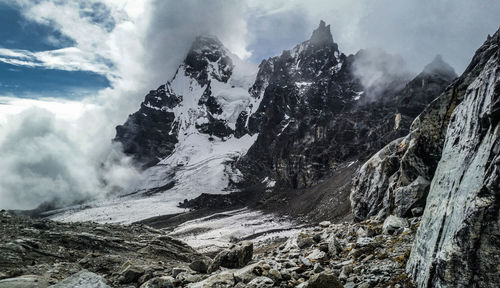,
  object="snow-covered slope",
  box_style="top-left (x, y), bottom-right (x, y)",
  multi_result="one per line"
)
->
top-left (52, 36), bottom-right (261, 223)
